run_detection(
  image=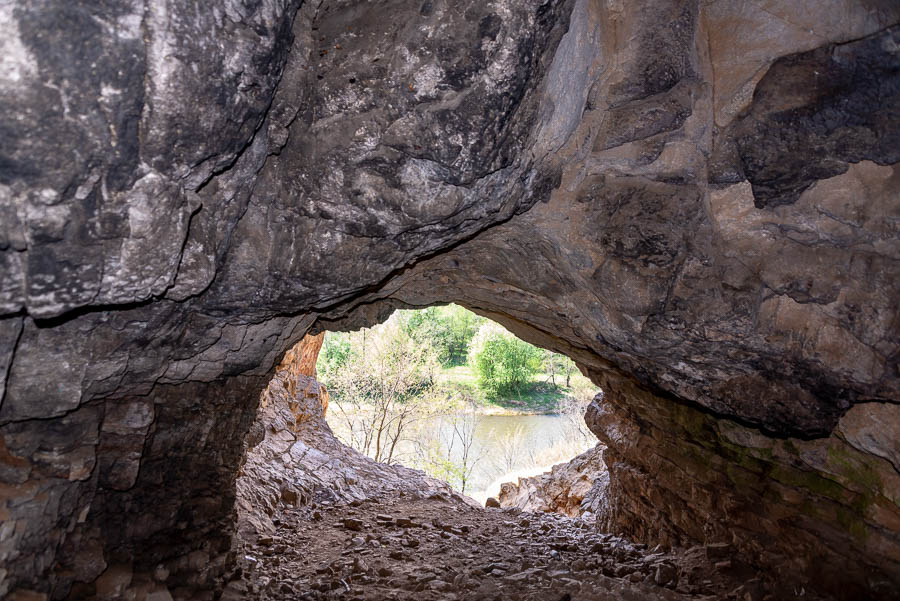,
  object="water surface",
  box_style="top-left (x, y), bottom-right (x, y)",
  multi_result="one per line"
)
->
top-left (328, 412), bottom-right (593, 504)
